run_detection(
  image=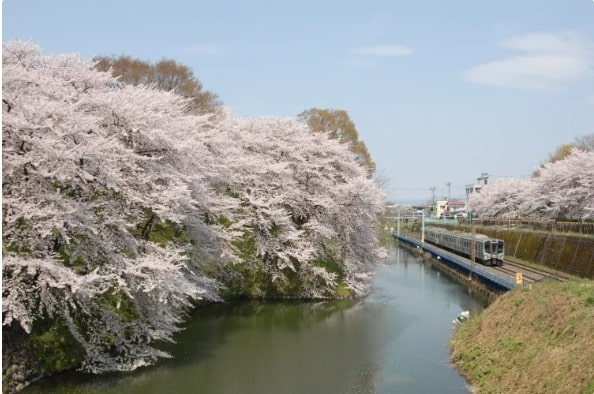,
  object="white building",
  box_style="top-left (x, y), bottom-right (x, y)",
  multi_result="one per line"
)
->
top-left (464, 173), bottom-right (489, 218)
top-left (465, 173), bottom-right (489, 199)
top-left (435, 198), bottom-right (466, 219)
